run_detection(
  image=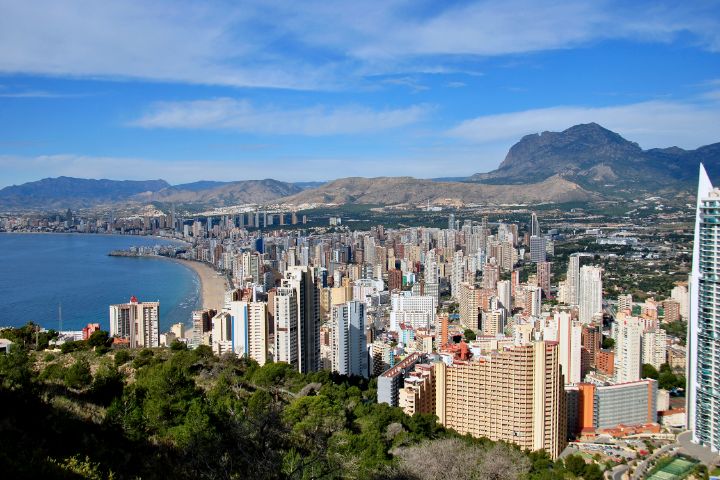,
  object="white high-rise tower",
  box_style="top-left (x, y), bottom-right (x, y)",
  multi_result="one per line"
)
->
top-left (688, 164), bottom-right (720, 452)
